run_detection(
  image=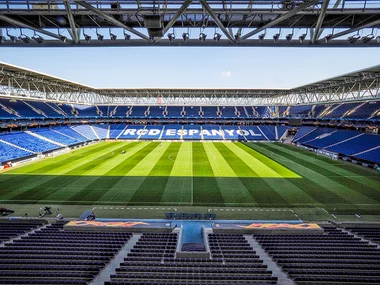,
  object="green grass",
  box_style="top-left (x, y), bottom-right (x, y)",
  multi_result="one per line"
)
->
top-left (1, 141), bottom-right (380, 215)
